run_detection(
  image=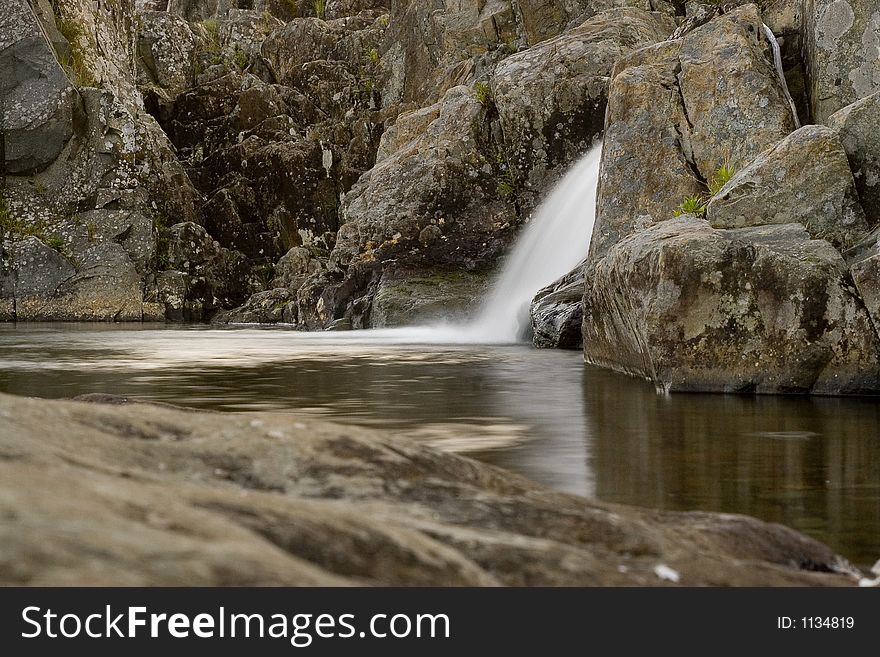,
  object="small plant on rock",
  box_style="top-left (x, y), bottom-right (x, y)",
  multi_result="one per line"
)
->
top-left (233, 45), bottom-right (248, 70)
top-left (708, 163), bottom-right (735, 196)
top-left (365, 47), bottom-right (380, 64)
top-left (474, 81), bottom-right (491, 106)
top-left (46, 235), bottom-right (65, 252)
top-left (674, 195), bottom-right (708, 218)
top-left (313, 0), bottom-right (326, 19)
